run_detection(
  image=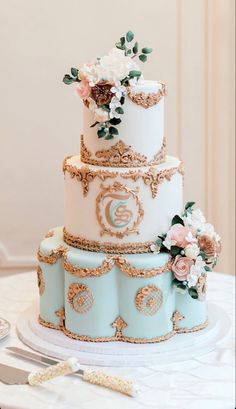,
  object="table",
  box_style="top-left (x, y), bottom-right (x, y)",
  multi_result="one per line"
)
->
top-left (0, 271), bottom-right (235, 409)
